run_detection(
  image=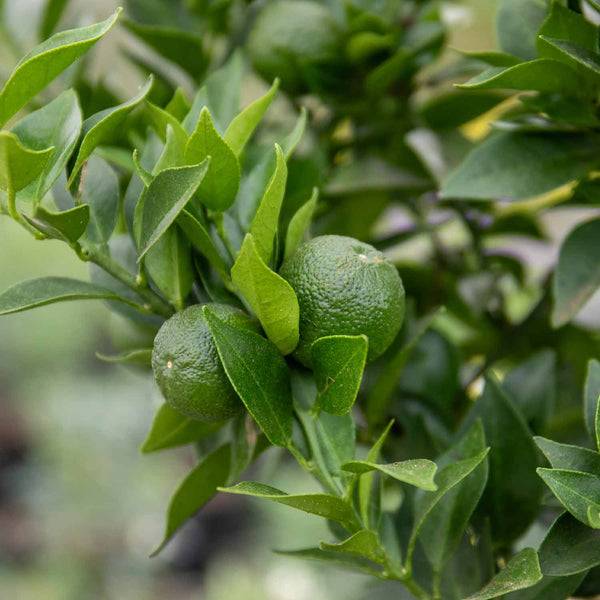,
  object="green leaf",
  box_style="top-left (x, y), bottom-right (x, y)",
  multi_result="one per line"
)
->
top-left (506, 572), bottom-right (587, 600)
top-left (152, 124), bottom-right (185, 174)
top-left (224, 79), bottom-right (279, 156)
top-left (151, 444), bottom-right (230, 555)
top-left (218, 481), bottom-right (356, 527)
top-left (535, 437), bottom-right (600, 474)
top-left (231, 234), bottom-right (299, 355)
top-left (203, 306), bottom-right (293, 447)
top-left (539, 37), bottom-right (600, 81)
top-left (539, 511), bottom-right (600, 576)
top-left (138, 160), bottom-right (210, 260)
top-left (456, 60), bottom-right (582, 94)
top-left (0, 276), bottom-right (133, 315)
top-left (312, 335), bottom-right (368, 415)
top-left (68, 75), bottom-right (153, 186)
top-left (141, 403), bottom-right (225, 454)
top-left (249, 144), bottom-right (287, 264)
top-left (82, 155), bottom-right (119, 244)
top-left (0, 132), bottom-right (53, 194)
top-left (552, 218), bottom-right (600, 327)
top-left (441, 132), bottom-right (600, 201)
top-left (0, 9), bottom-right (121, 126)
top-left (96, 349), bottom-right (152, 366)
top-left (459, 375), bottom-right (542, 544)
top-left (177, 209), bottom-right (229, 282)
top-left (320, 530), bottom-right (383, 564)
top-left (24, 203), bottom-right (89, 243)
top-left (465, 548), bottom-right (542, 600)
top-left (122, 18), bottom-right (207, 80)
top-left (342, 459), bottom-right (437, 491)
top-left (419, 420), bottom-right (489, 571)
top-left (11, 89), bottom-right (81, 201)
top-left (39, 0), bottom-right (71, 39)
top-left (496, 0), bottom-right (548, 61)
top-left (144, 100), bottom-right (189, 149)
top-left (538, 469), bottom-right (600, 527)
top-left (410, 449), bottom-right (491, 555)
top-left (585, 359), bottom-right (600, 447)
top-left (314, 412), bottom-right (355, 477)
top-left (184, 107), bottom-right (240, 211)
top-left (284, 187), bottom-right (318, 261)
top-left (457, 49), bottom-right (522, 67)
top-left (274, 547), bottom-right (384, 576)
top-left (132, 149), bottom-right (153, 187)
